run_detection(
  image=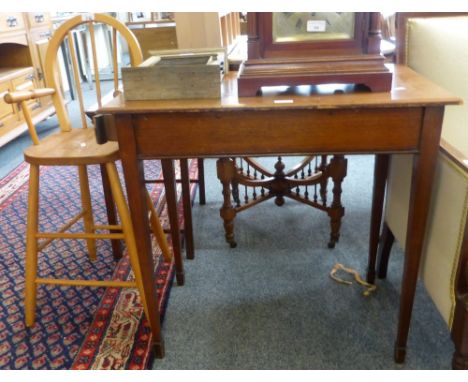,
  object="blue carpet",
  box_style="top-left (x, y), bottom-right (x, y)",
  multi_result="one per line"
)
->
top-left (152, 155), bottom-right (454, 369)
